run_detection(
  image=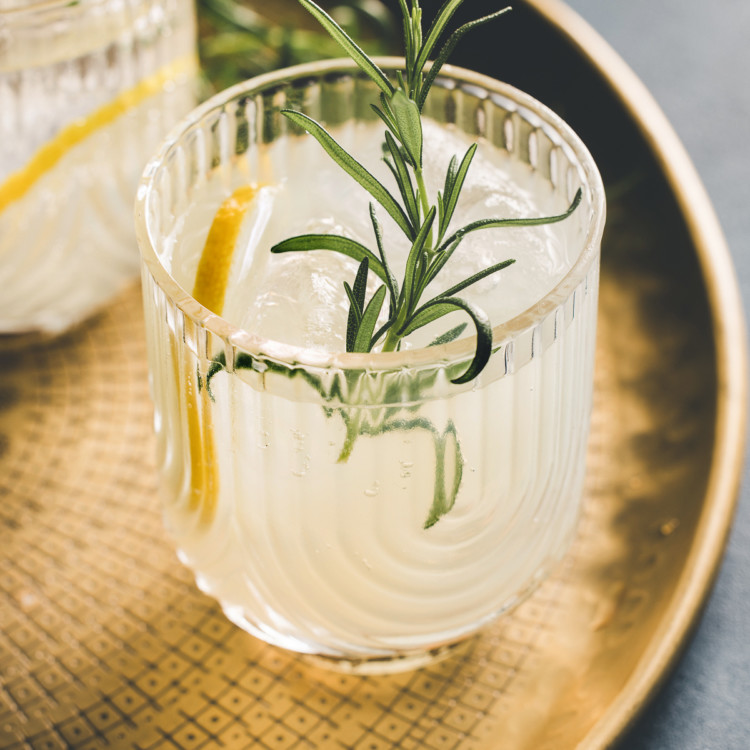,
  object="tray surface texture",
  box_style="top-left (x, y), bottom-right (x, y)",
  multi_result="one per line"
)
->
top-left (0, 1), bottom-right (744, 748)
